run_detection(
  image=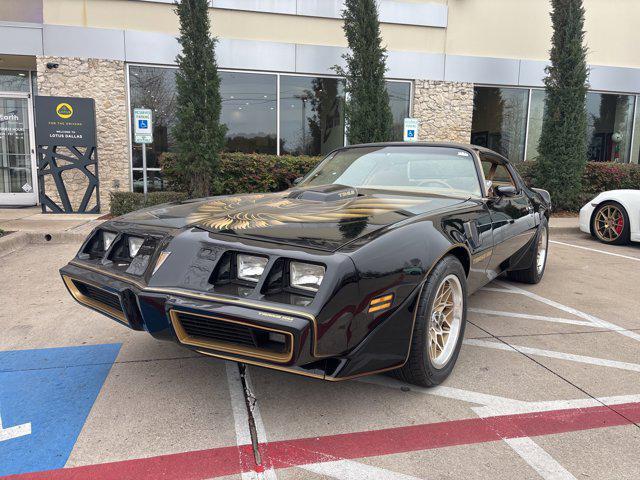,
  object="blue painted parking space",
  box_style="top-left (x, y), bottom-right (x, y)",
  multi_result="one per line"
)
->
top-left (0, 344), bottom-right (121, 477)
